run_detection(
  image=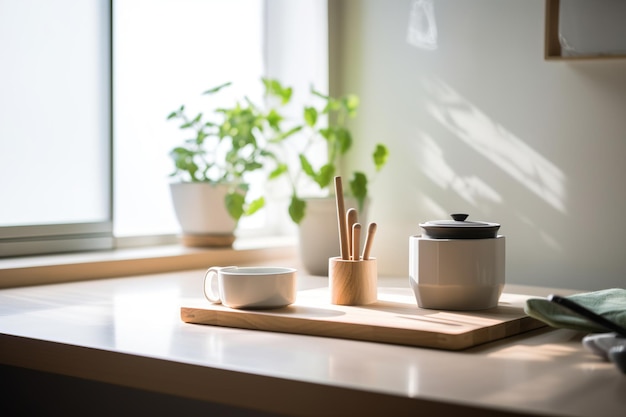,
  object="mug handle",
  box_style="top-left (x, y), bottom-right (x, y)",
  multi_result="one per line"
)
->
top-left (204, 266), bottom-right (222, 304)
top-left (203, 266), bottom-right (235, 304)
